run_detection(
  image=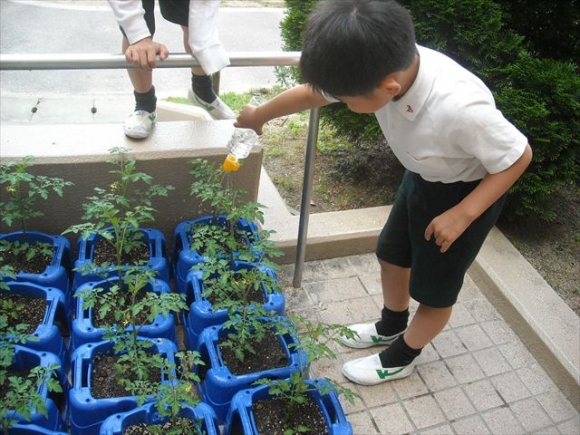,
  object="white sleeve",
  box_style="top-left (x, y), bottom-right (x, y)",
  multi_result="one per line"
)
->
top-left (108, 0), bottom-right (151, 45)
top-left (187, 0), bottom-right (230, 75)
